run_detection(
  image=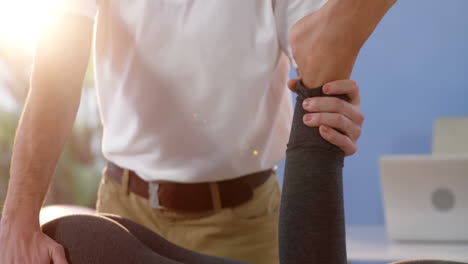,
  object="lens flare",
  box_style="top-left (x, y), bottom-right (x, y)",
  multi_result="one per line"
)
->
top-left (0, 0), bottom-right (60, 51)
